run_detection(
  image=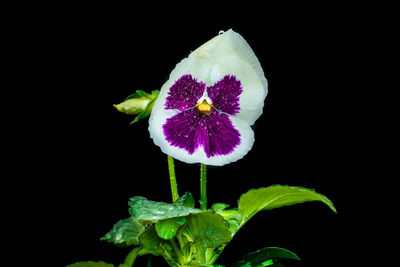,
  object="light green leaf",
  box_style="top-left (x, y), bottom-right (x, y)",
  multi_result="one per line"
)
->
top-left (67, 261), bottom-right (114, 267)
top-left (211, 203), bottom-right (230, 212)
top-left (173, 192), bottom-right (195, 208)
top-left (128, 196), bottom-right (201, 222)
top-left (101, 217), bottom-right (145, 246)
top-left (238, 185), bottom-right (336, 226)
top-left (155, 217), bottom-right (186, 240)
top-left (256, 259), bottom-right (274, 266)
